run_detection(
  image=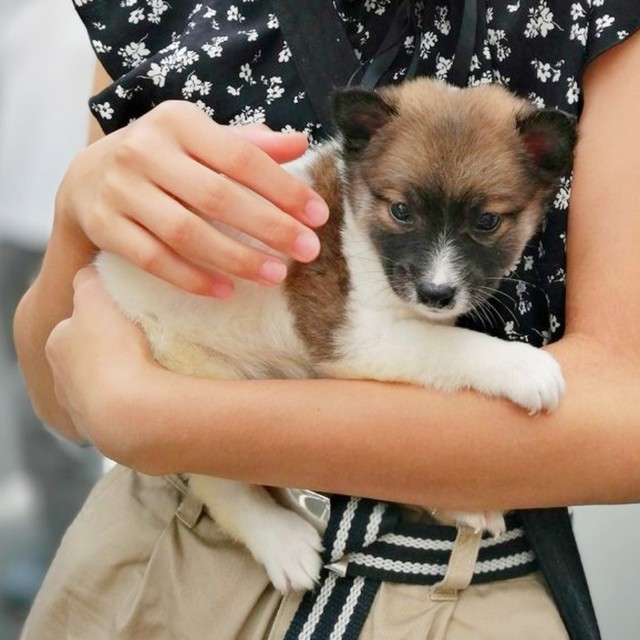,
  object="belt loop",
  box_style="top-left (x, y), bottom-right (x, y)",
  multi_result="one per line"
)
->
top-left (431, 526), bottom-right (482, 602)
top-left (176, 486), bottom-right (205, 530)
